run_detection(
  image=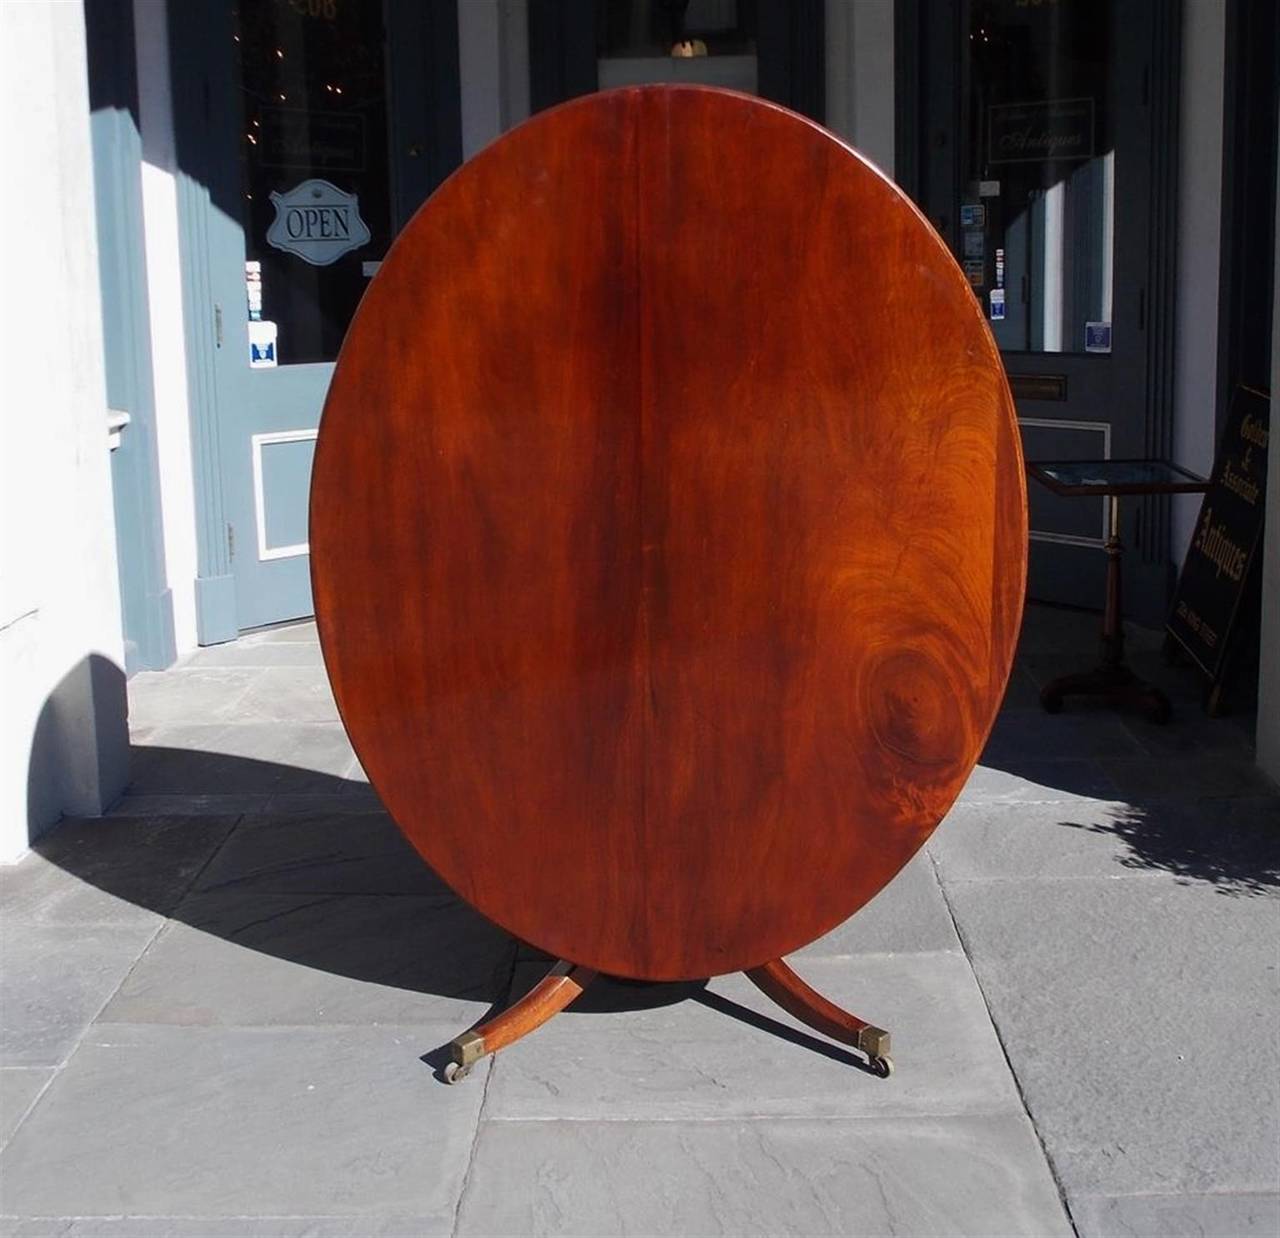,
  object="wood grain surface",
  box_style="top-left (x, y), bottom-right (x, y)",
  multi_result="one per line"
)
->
top-left (311, 87), bottom-right (1026, 981)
